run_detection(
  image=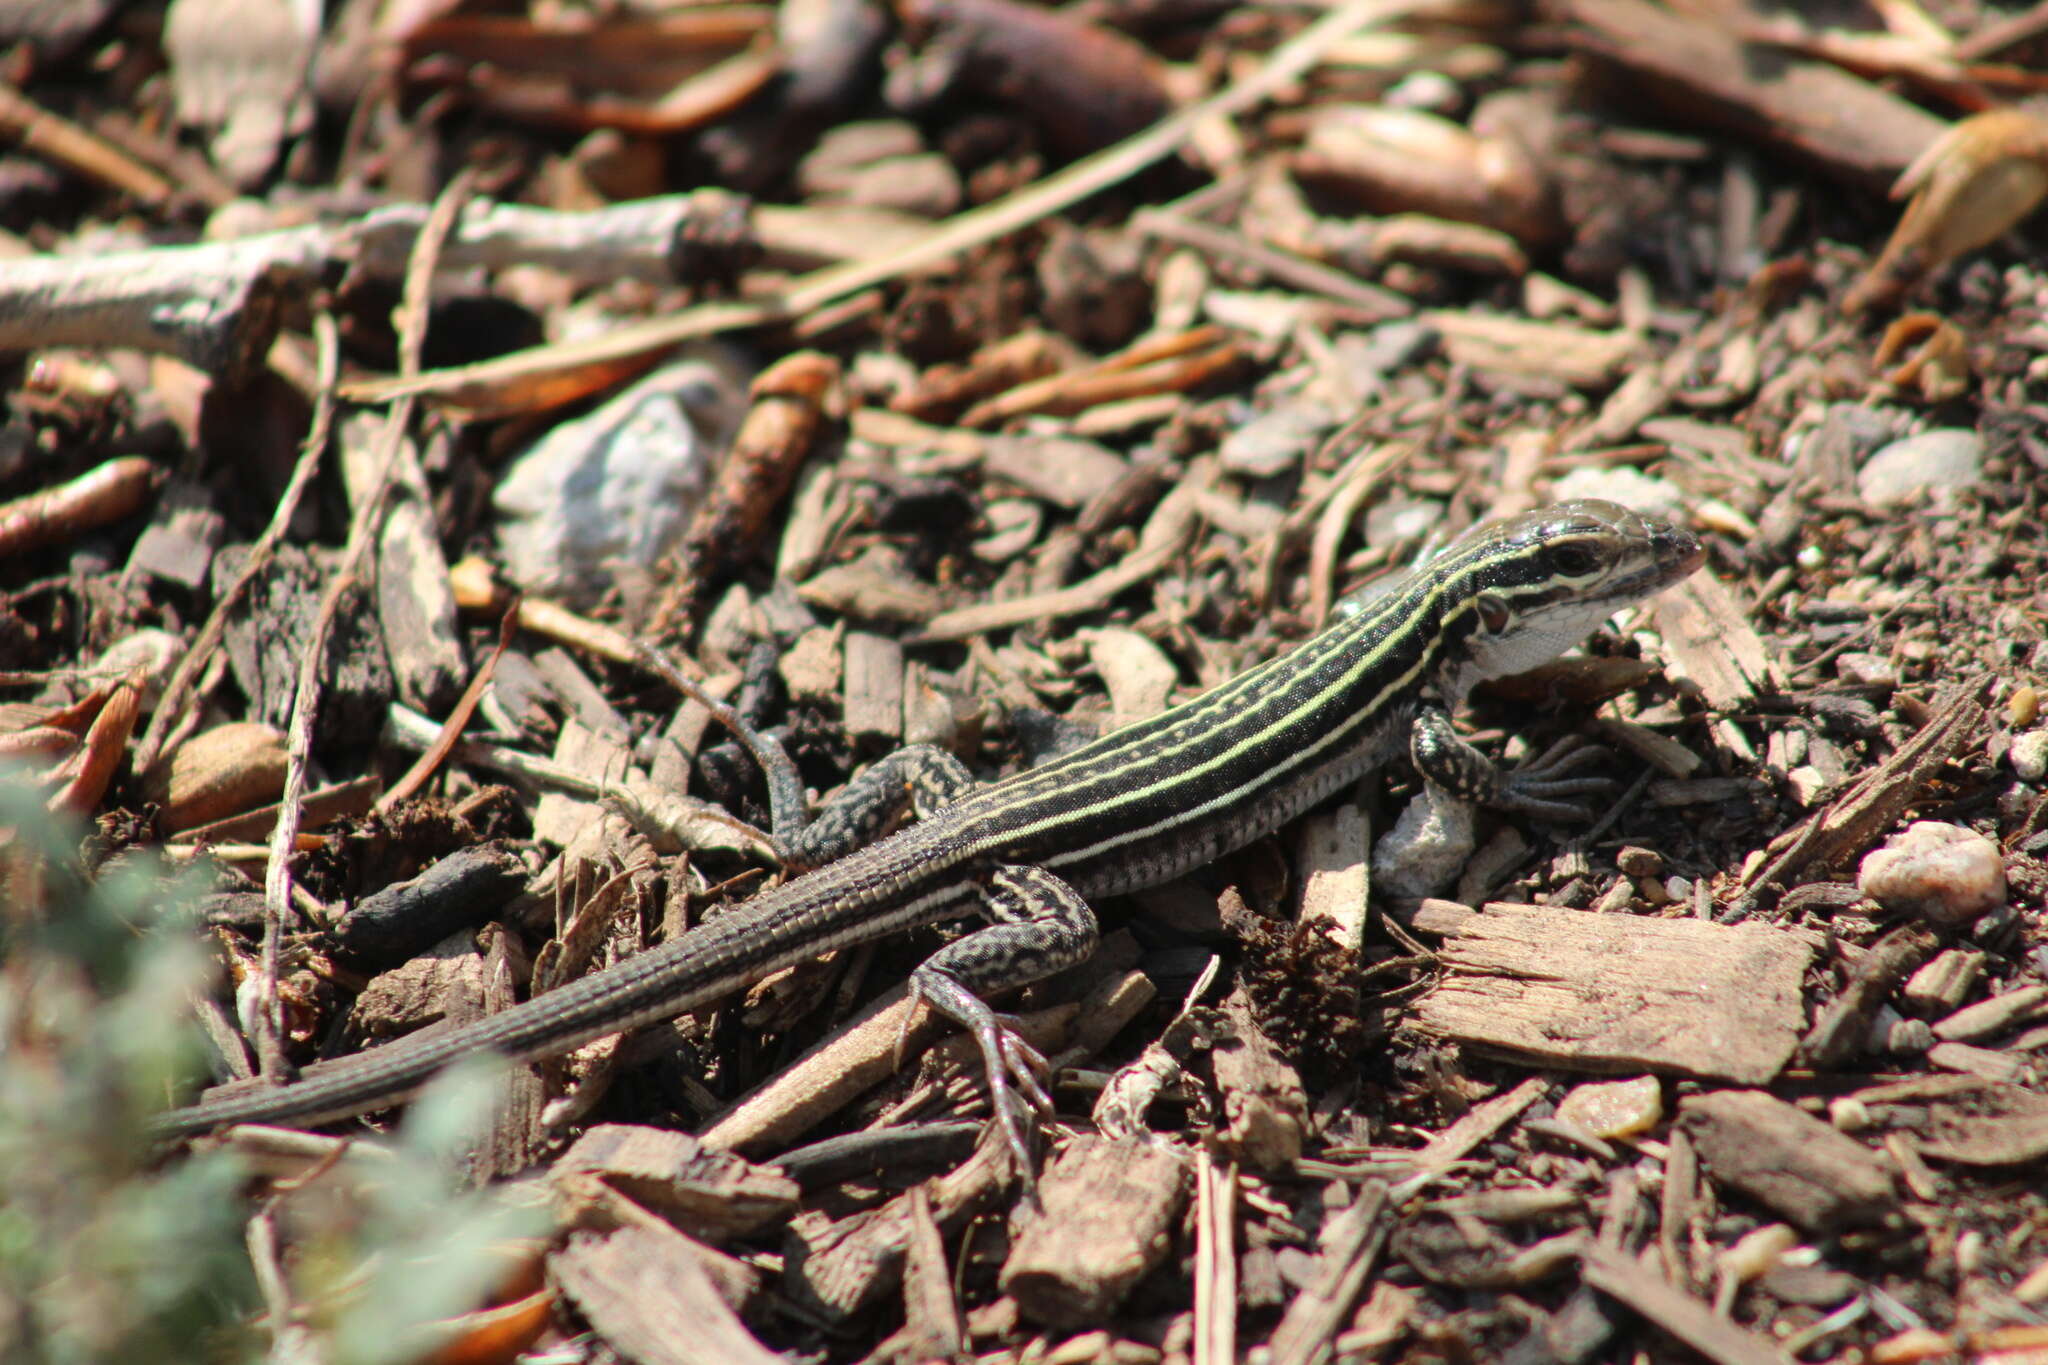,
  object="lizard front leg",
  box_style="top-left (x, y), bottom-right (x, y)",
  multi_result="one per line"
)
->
top-left (1408, 706), bottom-right (1611, 821)
top-left (909, 864), bottom-right (1100, 1182)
